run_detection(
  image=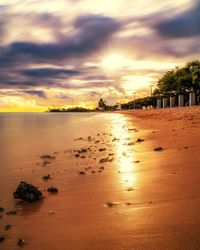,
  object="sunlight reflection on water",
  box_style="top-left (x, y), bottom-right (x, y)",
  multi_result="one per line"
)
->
top-left (111, 114), bottom-right (137, 188)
